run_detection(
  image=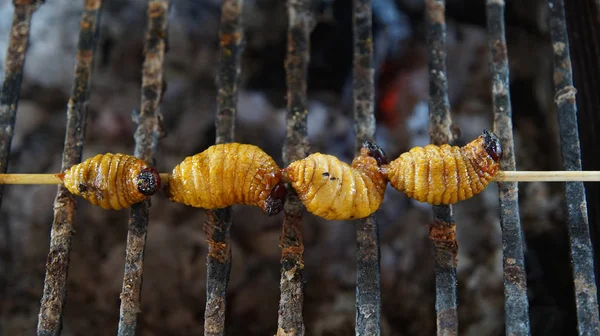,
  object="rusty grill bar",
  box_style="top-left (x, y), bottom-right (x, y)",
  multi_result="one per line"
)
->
top-left (203, 0), bottom-right (244, 335)
top-left (486, 1), bottom-right (531, 335)
top-left (278, 0), bottom-right (311, 334)
top-left (116, 1), bottom-right (169, 335)
top-left (547, 0), bottom-right (600, 334)
top-left (37, 1), bottom-right (102, 335)
top-left (424, 1), bottom-right (459, 334)
top-left (0, 0), bottom-right (598, 335)
top-left (352, 0), bottom-right (381, 334)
